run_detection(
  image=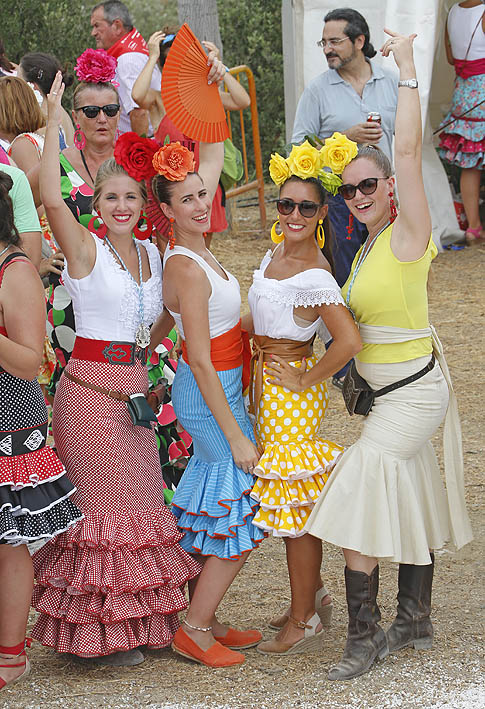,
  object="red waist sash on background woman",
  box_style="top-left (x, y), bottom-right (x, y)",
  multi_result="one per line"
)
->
top-left (181, 320), bottom-right (251, 392)
top-left (454, 57), bottom-right (485, 79)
